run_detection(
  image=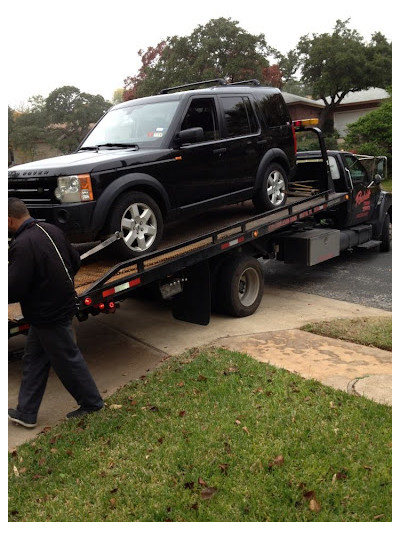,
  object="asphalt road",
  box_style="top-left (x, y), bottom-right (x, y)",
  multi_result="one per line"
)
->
top-left (261, 247), bottom-right (392, 311)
